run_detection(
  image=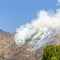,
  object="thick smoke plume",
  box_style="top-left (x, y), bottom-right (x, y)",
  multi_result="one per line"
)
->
top-left (15, 0), bottom-right (60, 51)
